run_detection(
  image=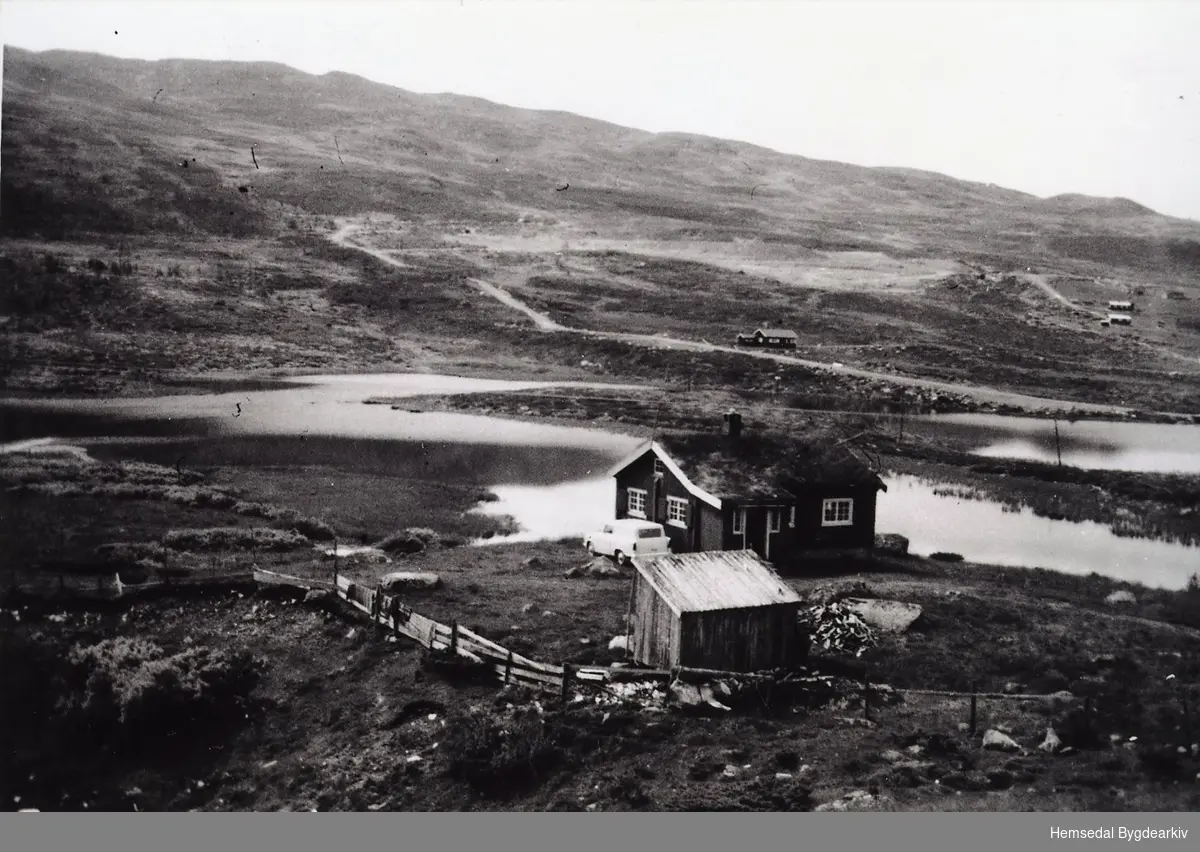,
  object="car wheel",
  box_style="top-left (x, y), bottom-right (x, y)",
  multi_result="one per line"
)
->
top-left (613, 550), bottom-right (627, 566)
